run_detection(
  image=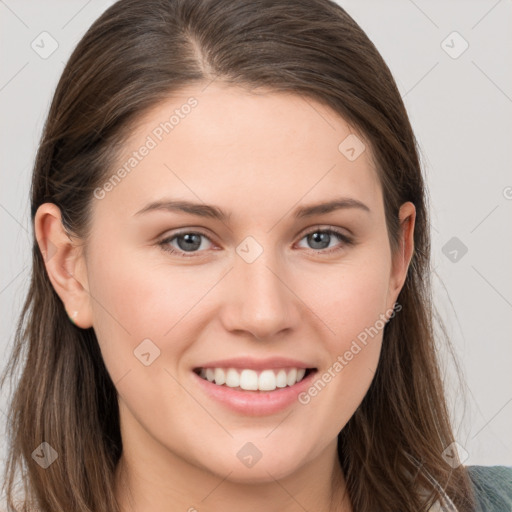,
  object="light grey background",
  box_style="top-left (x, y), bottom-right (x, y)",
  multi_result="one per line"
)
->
top-left (1, 0), bottom-right (511, 480)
